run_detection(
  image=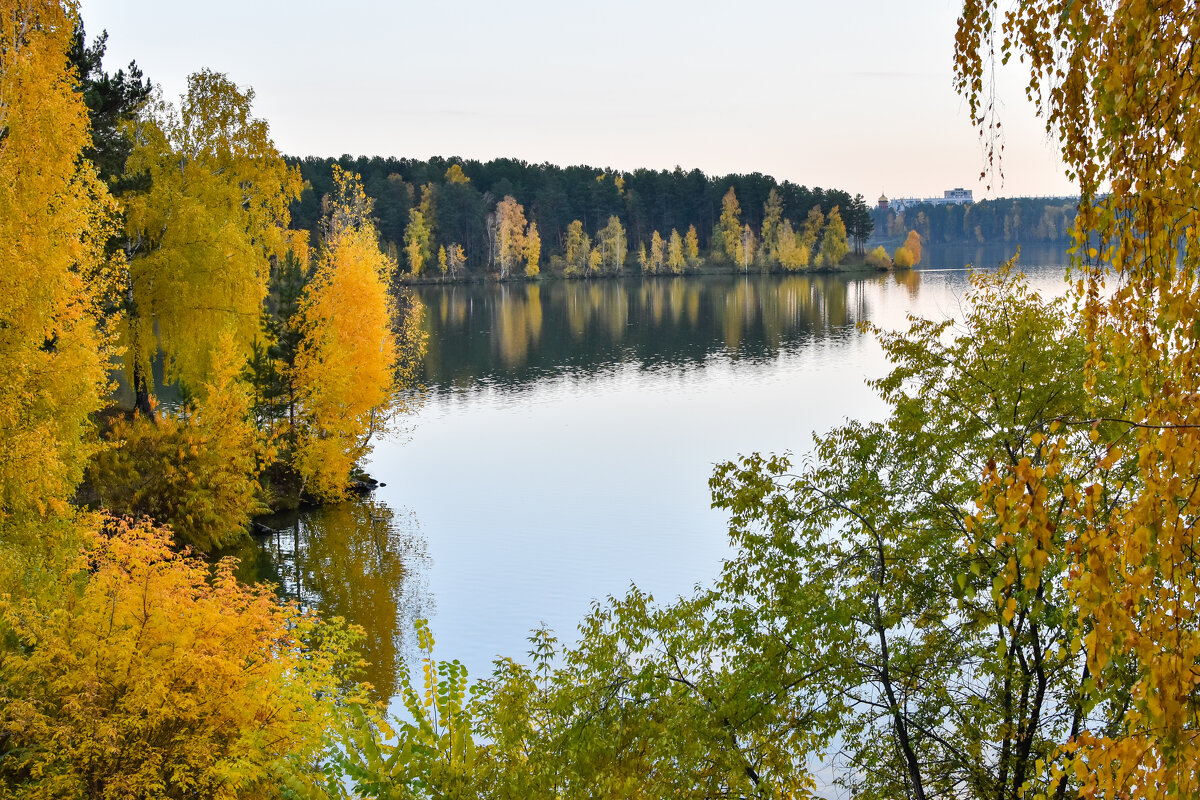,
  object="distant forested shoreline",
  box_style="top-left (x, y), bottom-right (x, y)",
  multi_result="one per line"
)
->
top-left (286, 154), bottom-right (1080, 279)
top-left (286, 155), bottom-right (878, 276)
top-left (869, 195), bottom-right (1079, 248)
